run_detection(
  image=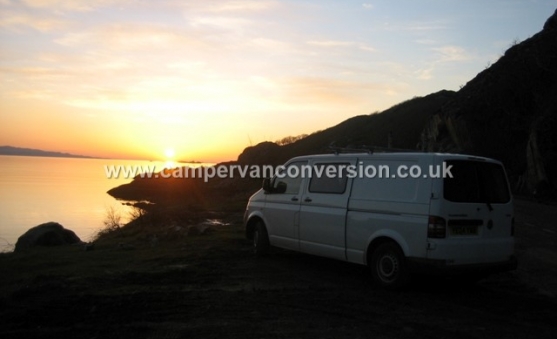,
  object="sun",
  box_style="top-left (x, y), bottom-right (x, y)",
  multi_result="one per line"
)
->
top-left (163, 148), bottom-right (176, 169)
top-left (164, 148), bottom-right (175, 159)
